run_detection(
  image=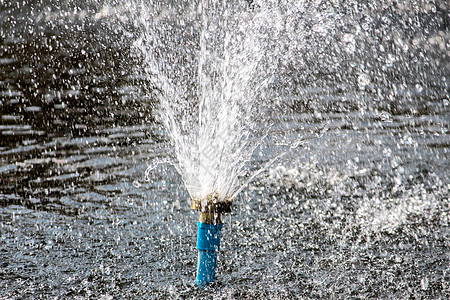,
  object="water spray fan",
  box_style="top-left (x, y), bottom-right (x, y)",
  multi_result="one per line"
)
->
top-left (191, 192), bottom-right (232, 287)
